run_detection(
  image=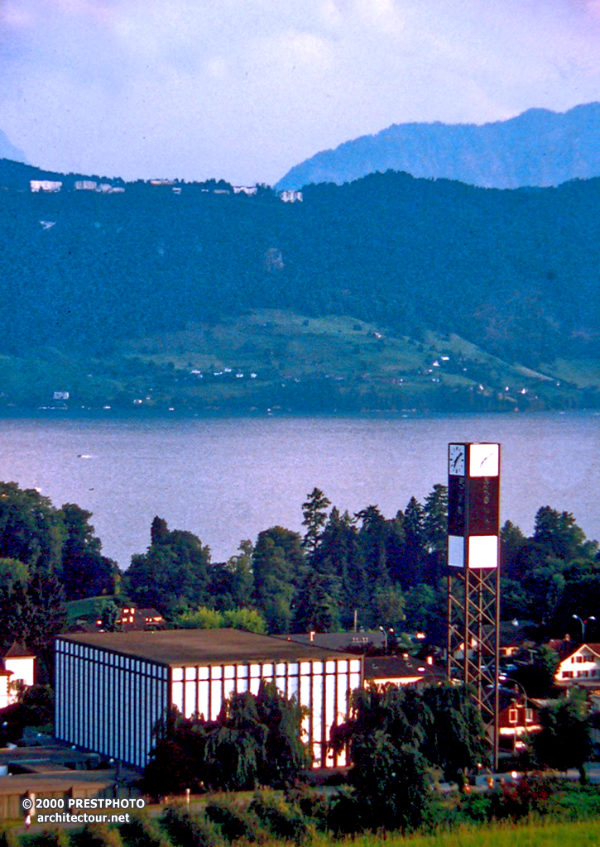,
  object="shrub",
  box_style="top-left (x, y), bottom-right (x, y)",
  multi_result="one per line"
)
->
top-left (118, 811), bottom-right (172, 847)
top-left (0, 830), bottom-right (19, 847)
top-left (545, 782), bottom-right (600, 821)
top-left (28, 830), bottom-right (71, 847)
top-left (285, 785), bottom-right (329, 831)
top-left (489, 773), bottom-right (553, 821)
top-left (73, 823), bottom-right (124, 847)
top-left (205, 799), bottom-right (264, 843)
top-left (458, 792), bottom-right (494, 823)
top-left (160, 805), bottom-right (223, 847)
top-left (325, 788), bottom-right (364, 836)
top-left (249, 791), bottom-right (311, 843)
